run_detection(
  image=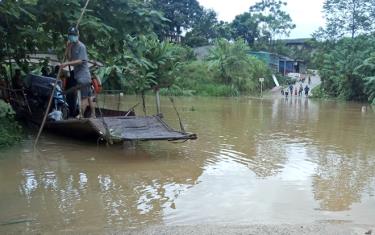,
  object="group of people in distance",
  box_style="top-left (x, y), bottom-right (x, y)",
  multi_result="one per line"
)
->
top-left (281, 75), bottom-right (311, 98)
